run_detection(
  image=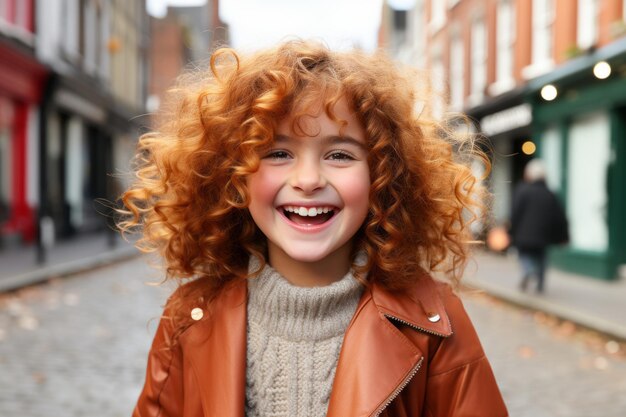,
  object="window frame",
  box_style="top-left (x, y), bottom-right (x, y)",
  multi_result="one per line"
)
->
top-left (469, 15), bottom-right (487, 104)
